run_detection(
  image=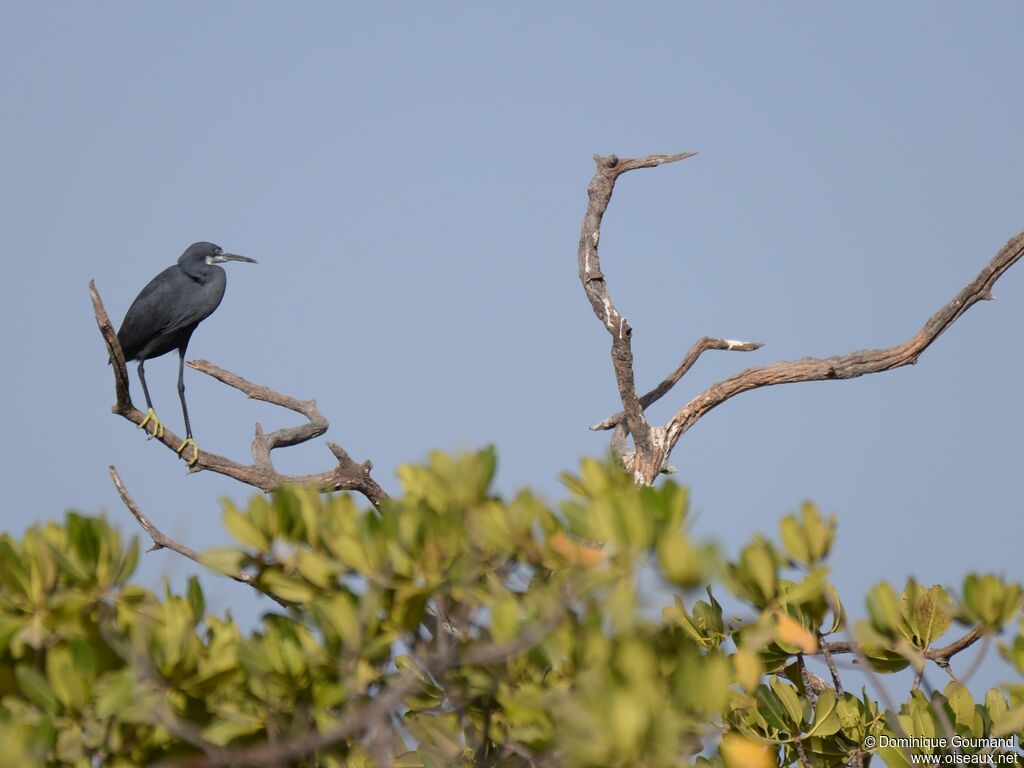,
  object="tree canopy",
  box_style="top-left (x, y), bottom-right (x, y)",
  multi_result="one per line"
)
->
top-left (0, 450), bottom-right (1020, 766)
